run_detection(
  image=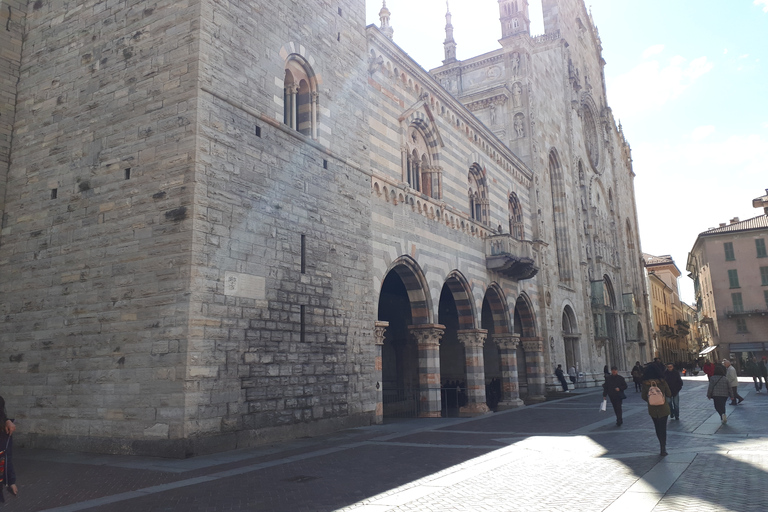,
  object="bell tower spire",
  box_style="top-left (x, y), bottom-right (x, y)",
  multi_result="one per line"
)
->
top-left (498, 0), bottom-right (530, 40)
top-left (379, 1), bottom-right (394, 40)
top-left (443, 2), bottom-right (457, 64)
